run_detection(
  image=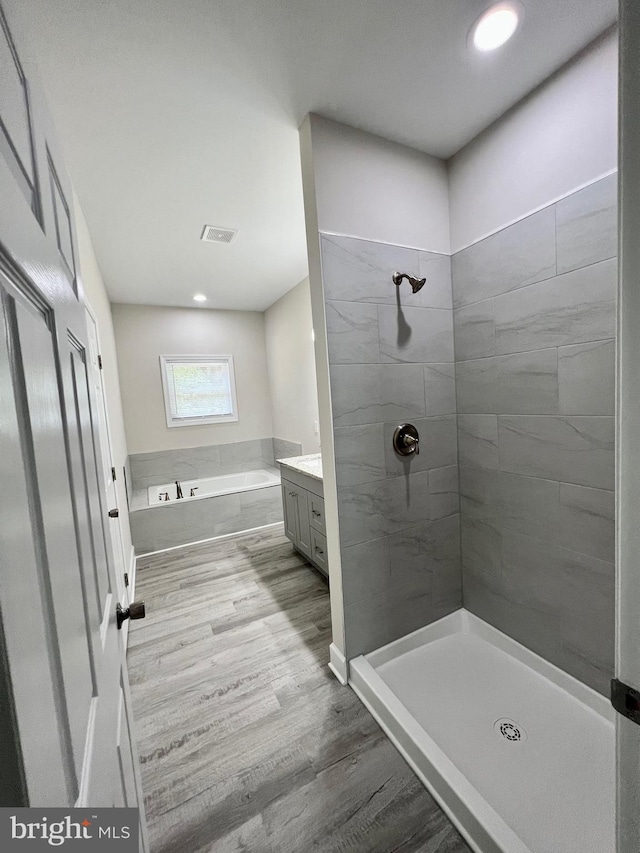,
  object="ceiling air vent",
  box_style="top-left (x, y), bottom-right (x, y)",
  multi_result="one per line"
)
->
top-left (201, 224), bottom-right (238, 244)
